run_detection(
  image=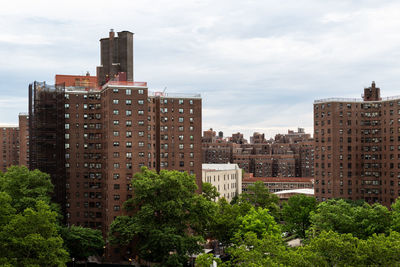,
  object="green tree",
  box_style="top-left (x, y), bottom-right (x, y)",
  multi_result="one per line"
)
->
top-left (357, 231), bottom-right (400, 266)
top-left (109, 168), bottom-right (217, 267)
top-left (225, 232), bottom-right (284, 267)
top-left (310, 199), bottom-right (391, 239)
top-left (0, 200), bottom-right (69, 267)
top-left (59, 225), bottom-right (104, 260)
top-left (222, 207), bottom-right (283, 266)
top-left (352, 203), bottom-right (390, 239)
top-left (202, 182), bottom-right (220, 201)
top-left (195, 253), bottom-right (221, 267)
top-left (239, 181), bottom-right (280, 218)
top-left (236, 207), bottom-right (281, 239)
top-left (301, 230), bottom-right (360, 266)
top-left (0, 167), bottom-right (69, 266)
top-left (0, 166), bottom-right (53, 213)
top-left (209, 198), bottom-right (252, 247)
top-left (390, 198), bottom-right (400, 232)
top-left (282, 194), bottom-right (317, 238)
